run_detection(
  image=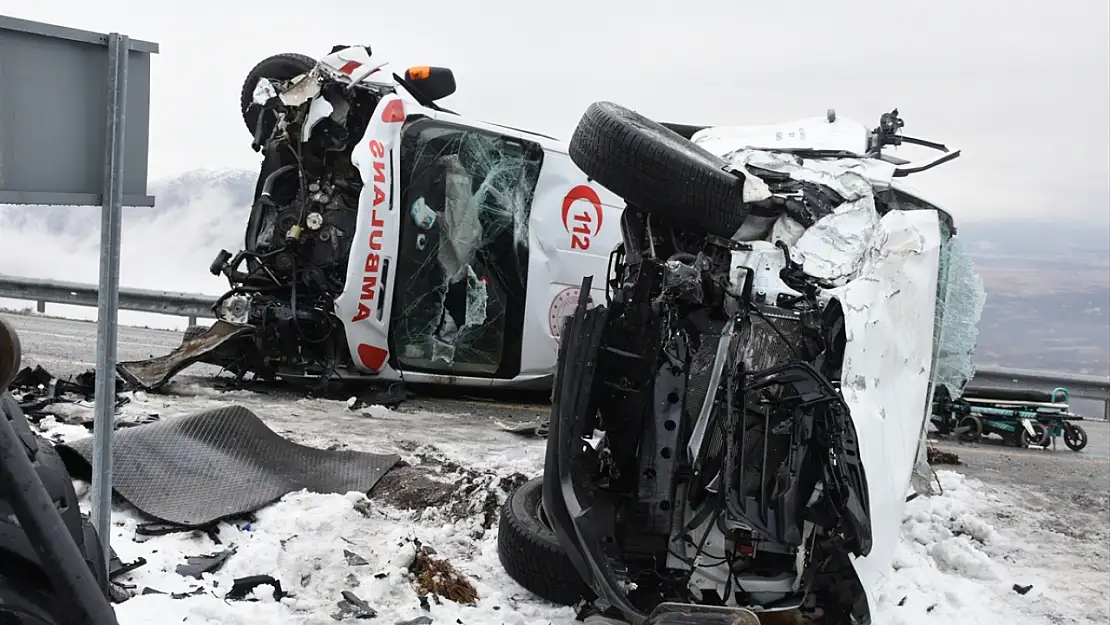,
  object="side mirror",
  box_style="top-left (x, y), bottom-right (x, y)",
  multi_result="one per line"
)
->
top-left (403, 66), bottom-right (456, 101)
